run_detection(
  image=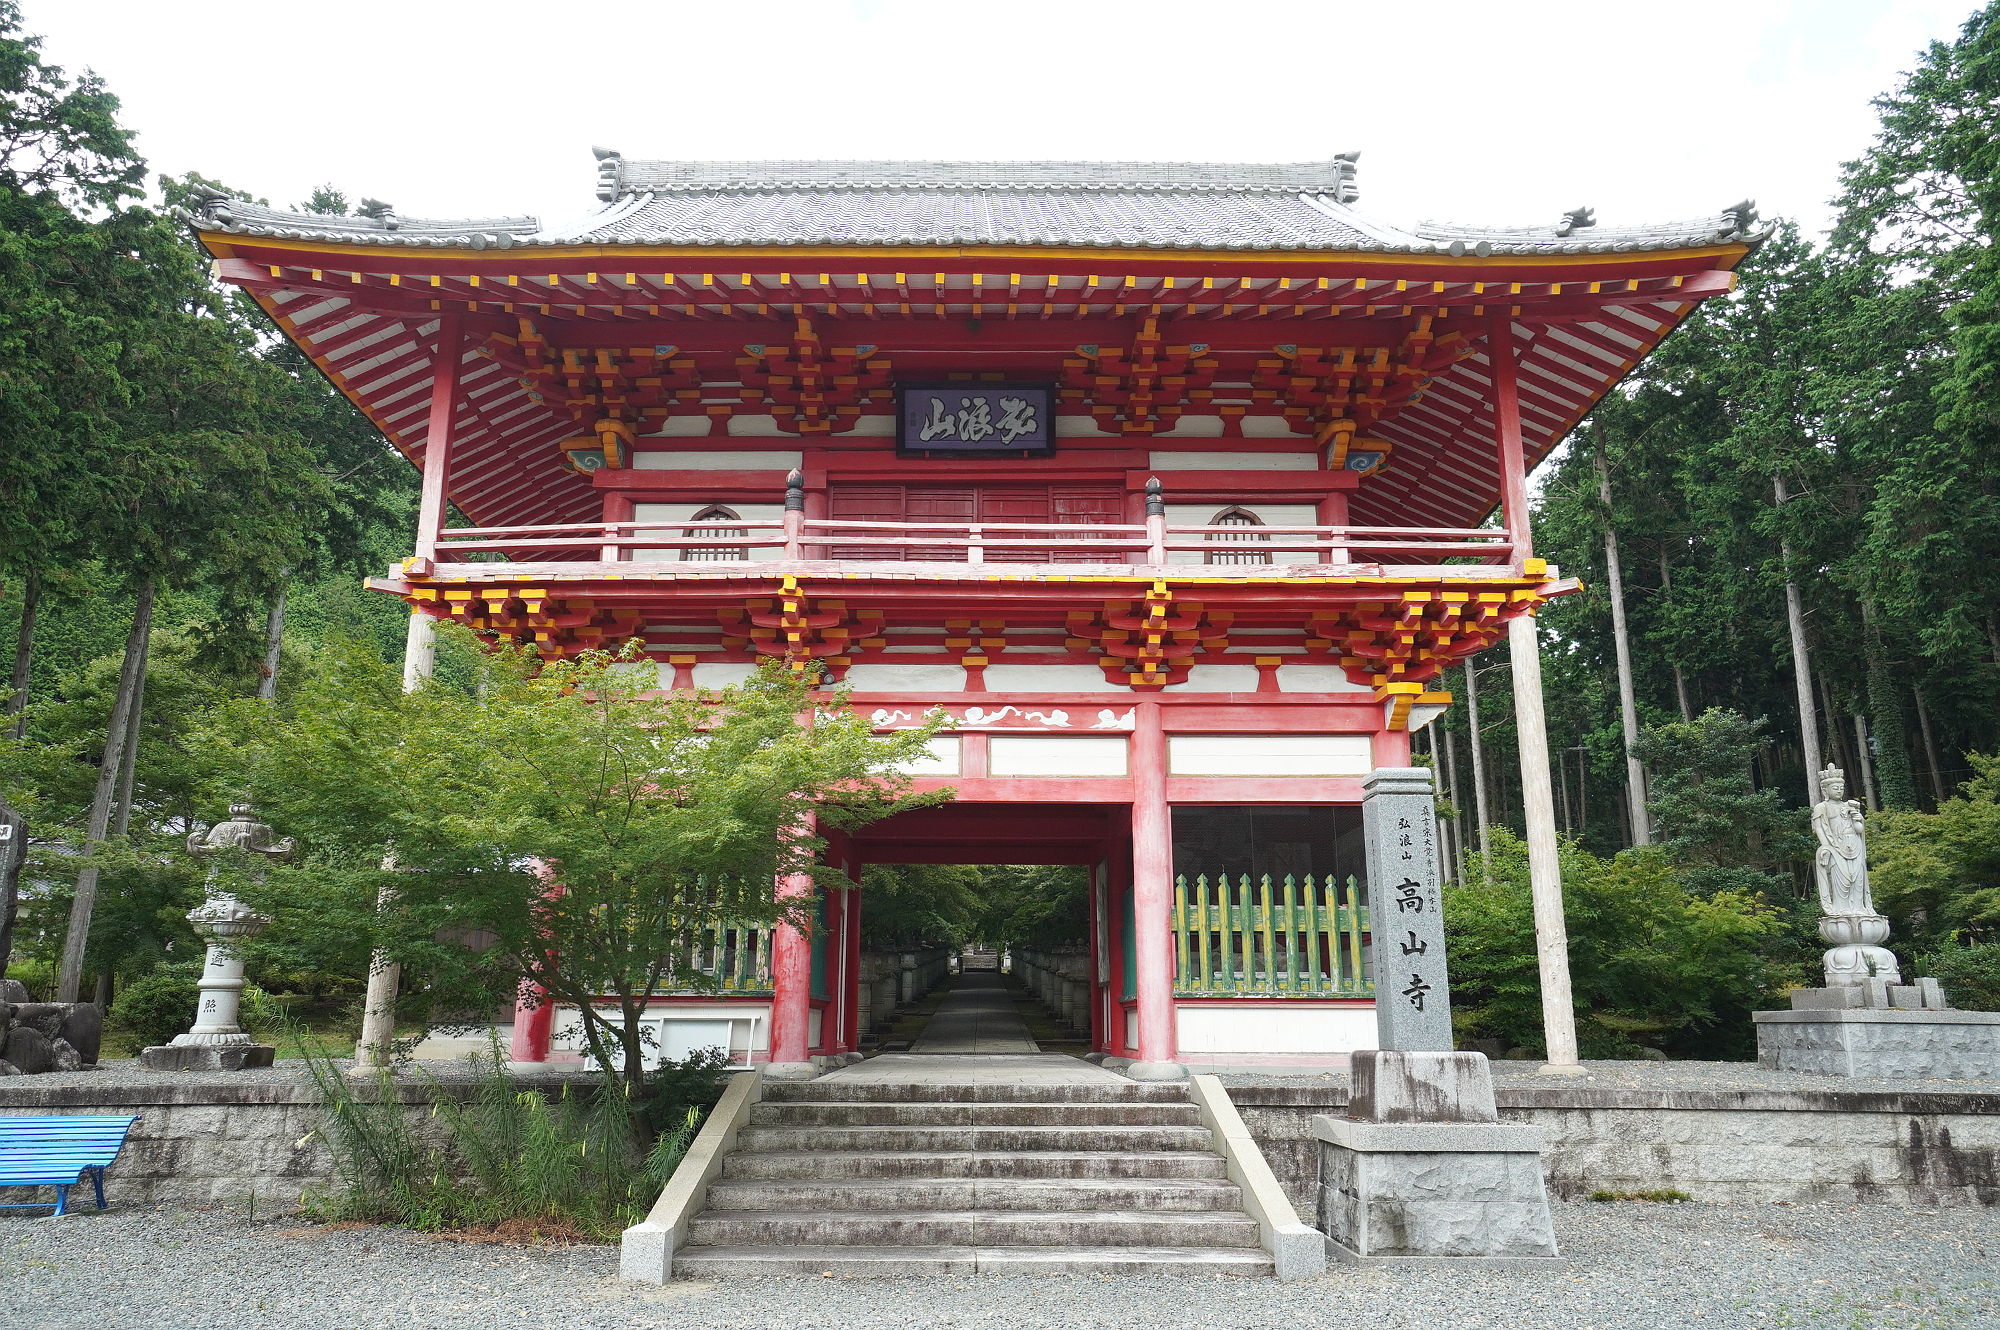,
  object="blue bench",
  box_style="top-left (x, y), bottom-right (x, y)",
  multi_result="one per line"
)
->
top-left (0, 1115), bottom-right (142, 1216)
